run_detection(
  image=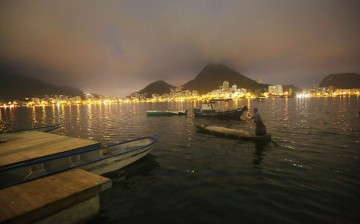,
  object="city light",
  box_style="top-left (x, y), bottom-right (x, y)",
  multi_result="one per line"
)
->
top-left (0, 84), bottom-right (359, 108)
